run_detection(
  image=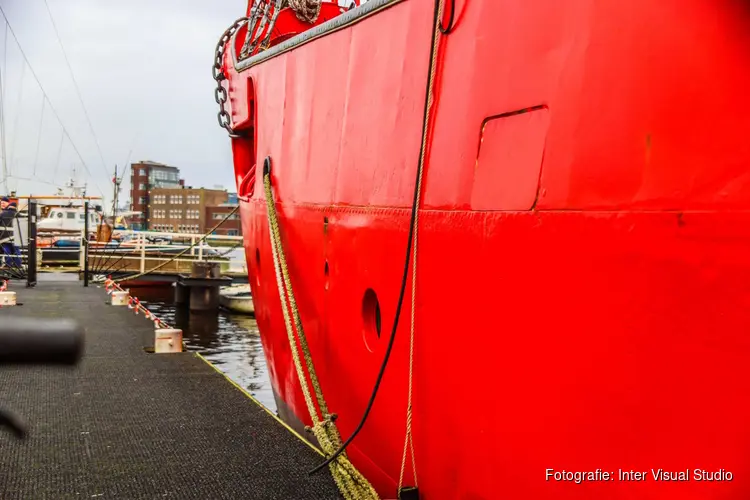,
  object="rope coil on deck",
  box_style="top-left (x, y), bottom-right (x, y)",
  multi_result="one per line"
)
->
top-left (287, 0), bottom-right (322, 23)
top-left (263, 162), bottom-right (379, 500)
